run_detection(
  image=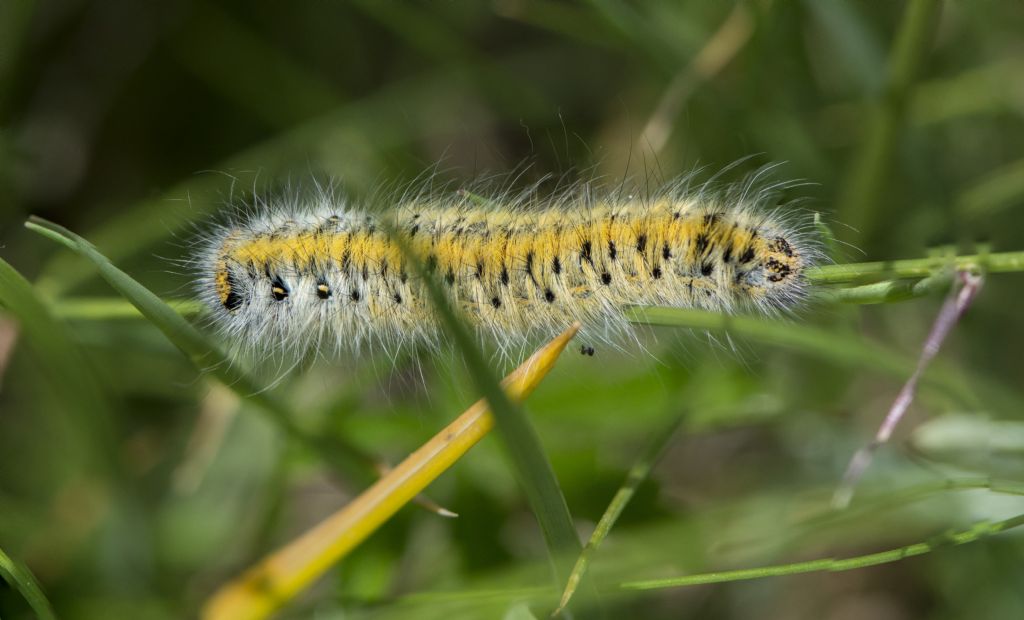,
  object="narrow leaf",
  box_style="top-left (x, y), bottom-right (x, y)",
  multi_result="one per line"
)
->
top-left (381, 217), bottom-right (584, 587)
top-left (203, 324), bottom-right (579, 620)
top-left (620, 513), bottom-right (1024, 590)
top-left (556, 414), bottom-right (683, 614)
top-left (0, 546), bottom-right (57, 620)
top-left (24, 216), bottom-right (374, 474)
